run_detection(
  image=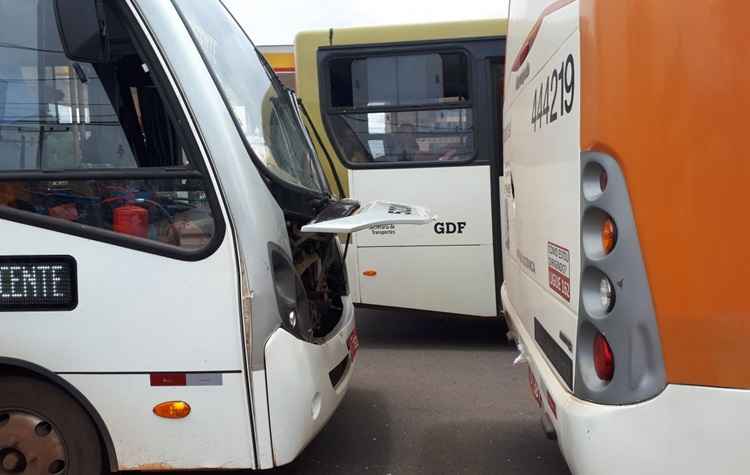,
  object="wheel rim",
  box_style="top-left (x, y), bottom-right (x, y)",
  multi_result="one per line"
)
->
top-left (0, 411), bottom-right (67, 474)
